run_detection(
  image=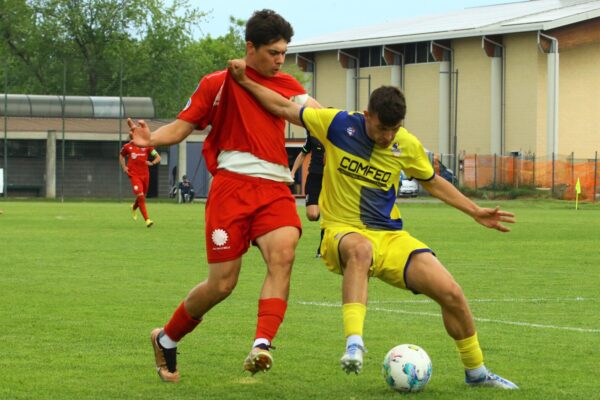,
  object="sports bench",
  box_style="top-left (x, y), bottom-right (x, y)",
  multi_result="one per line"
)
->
top-left (6, 183), bottom-right (43, 197)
